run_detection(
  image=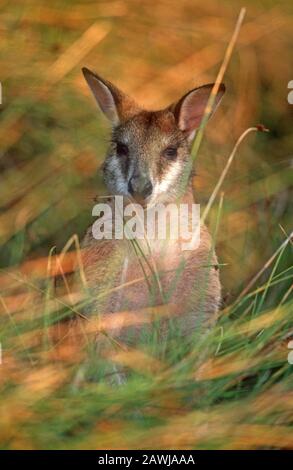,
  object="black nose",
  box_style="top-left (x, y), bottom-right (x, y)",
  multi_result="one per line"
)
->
top-left (142, 181), bottom-right (153, 198)
top-left (128, 179), bottom-right (153, 198)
